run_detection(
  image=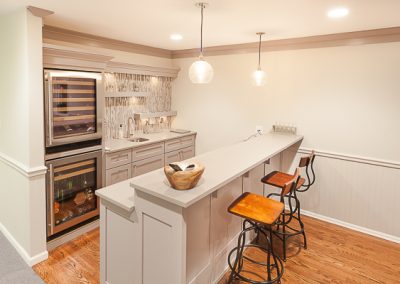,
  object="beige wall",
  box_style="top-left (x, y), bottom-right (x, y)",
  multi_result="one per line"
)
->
top-left (172, 43), bottom-right (400, 162)
top-left (171, 42), bottom-right (400, 240)
top-left (0, 8), bottom-right (47, 265)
